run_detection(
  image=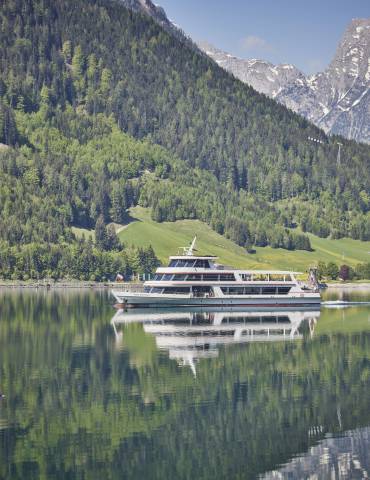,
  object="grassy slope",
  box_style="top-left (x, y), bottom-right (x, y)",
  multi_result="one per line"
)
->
top-left (118, 207), bottom-right (370, 271)
top-left (72, 226), bottom-right (94, 240)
